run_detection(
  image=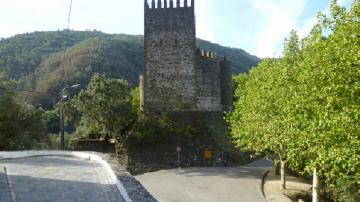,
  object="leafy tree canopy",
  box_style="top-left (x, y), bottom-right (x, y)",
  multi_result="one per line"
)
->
top-left (73, 74), bottom-right (137, 142)
top-left (0, 72), bottom-right (46, 150)
top-left (229, 0), bottom-right (360, 199)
